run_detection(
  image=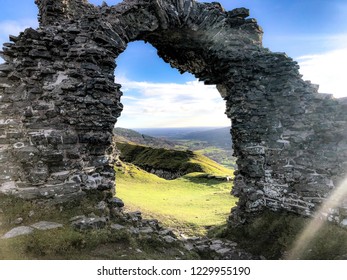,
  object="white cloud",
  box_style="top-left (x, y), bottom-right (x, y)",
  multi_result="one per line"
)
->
top-left (296, 33), bottom-right (347, 98)
top-left (0, 19), bottom-right (38, 63)
top-left (0, 19), bottom-right (38, 39)
top-left (296, 34), bottom-right (347, 98)
top-left (115, 77), bottom-right (230, 128)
